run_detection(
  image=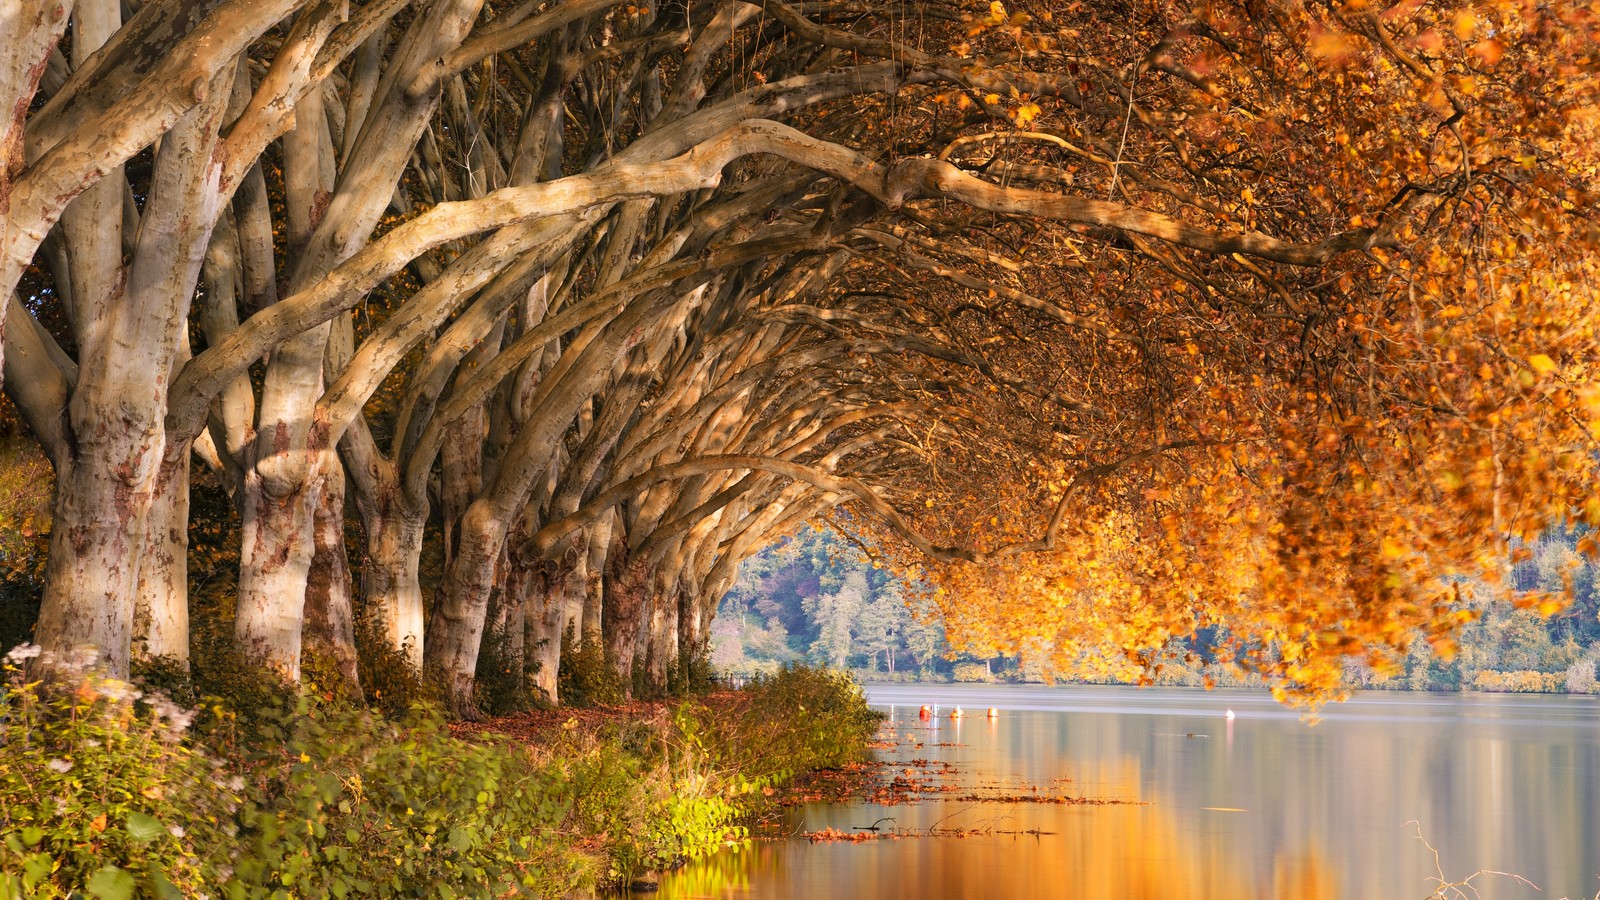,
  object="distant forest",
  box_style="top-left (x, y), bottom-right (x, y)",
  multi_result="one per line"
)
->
top-left (712, 527), bottom-right (1600, 694)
